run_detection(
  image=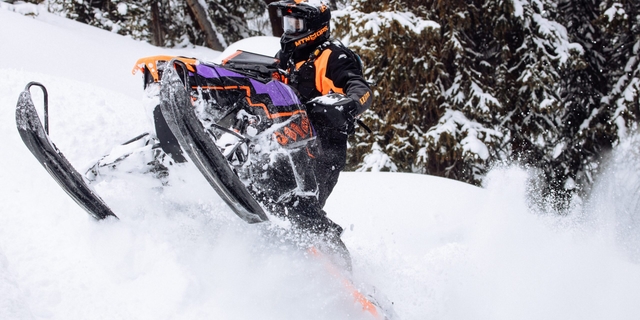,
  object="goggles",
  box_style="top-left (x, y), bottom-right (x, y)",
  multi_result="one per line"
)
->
top-left (283, 15), bottom-right (306, 35)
